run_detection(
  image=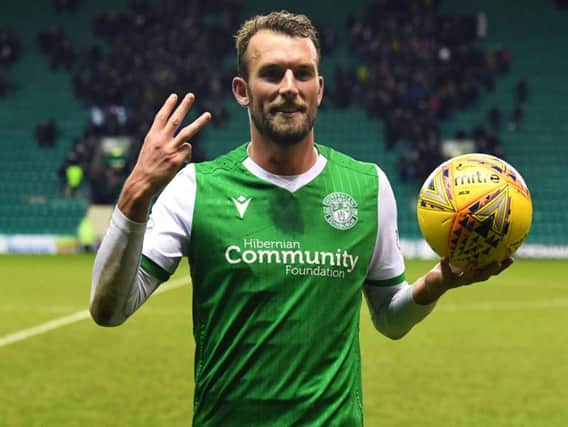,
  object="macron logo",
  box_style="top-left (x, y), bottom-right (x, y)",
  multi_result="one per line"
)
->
top-left (232, 196), bottom-right (252, 219)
